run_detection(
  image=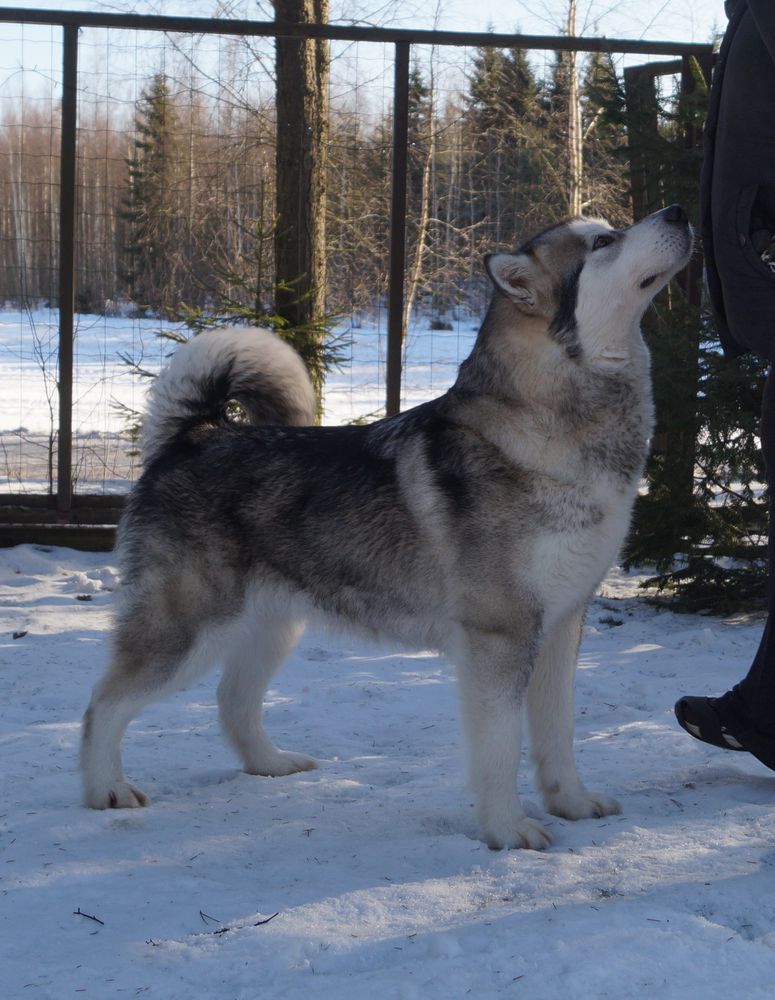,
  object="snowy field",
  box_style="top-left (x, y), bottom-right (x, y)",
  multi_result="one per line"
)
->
top-left (0, 308), bottom-right (479, 493)
top-left (2, 545), bottom-right (775, 998)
